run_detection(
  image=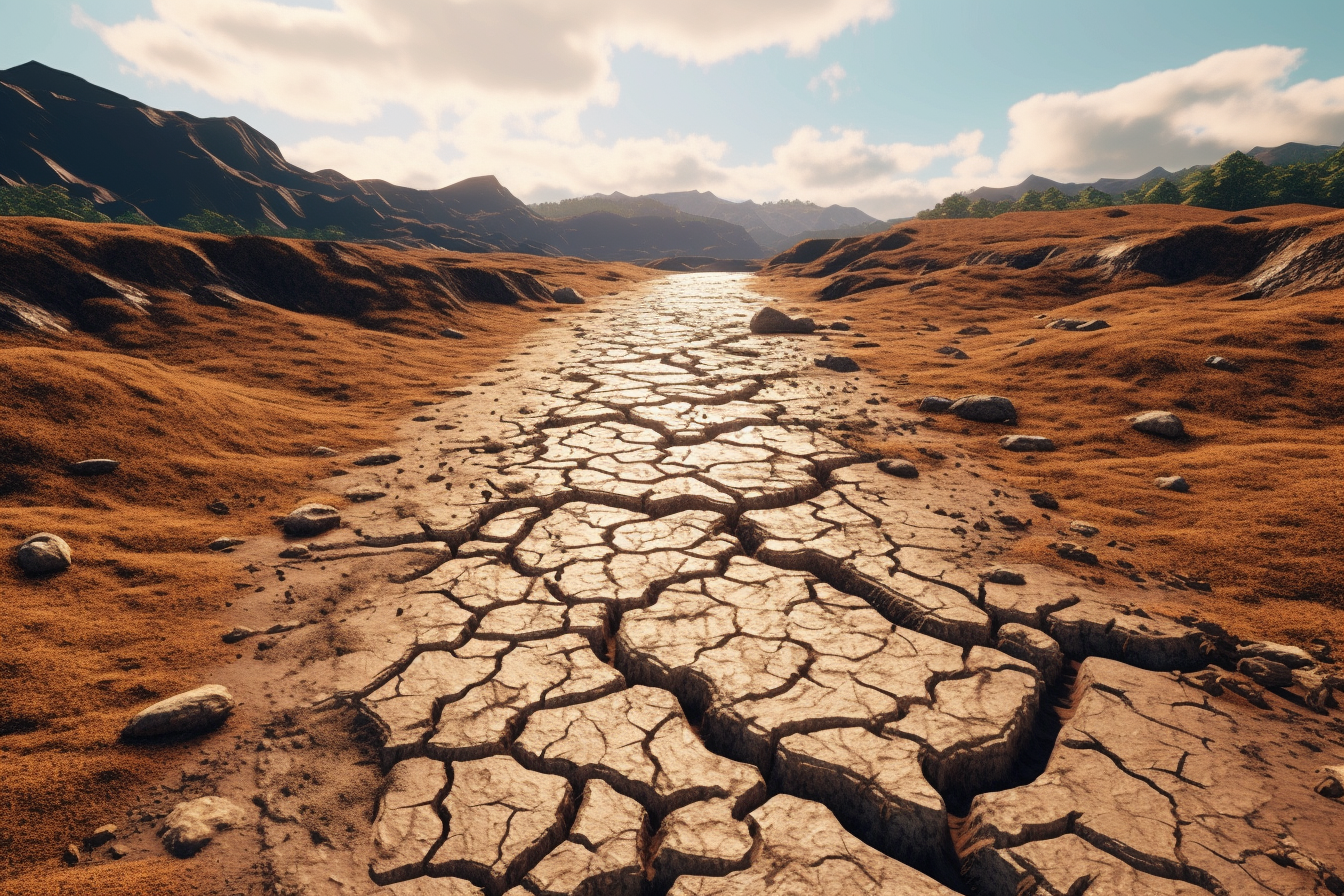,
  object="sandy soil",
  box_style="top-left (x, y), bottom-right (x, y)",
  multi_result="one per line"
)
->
top-left (757, 204), bottom-right (1344, 649)
top-left (0, 218), bottom-right (658, 894)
